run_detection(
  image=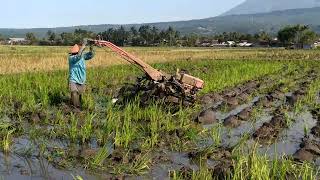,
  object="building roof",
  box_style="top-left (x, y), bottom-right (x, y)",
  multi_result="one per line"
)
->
top-left (9, 38), bottom-right (27, 41)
